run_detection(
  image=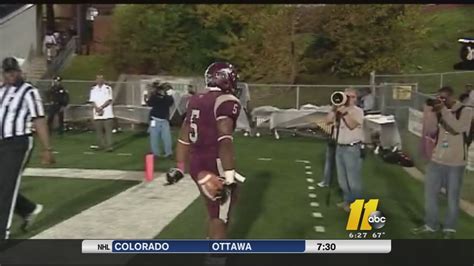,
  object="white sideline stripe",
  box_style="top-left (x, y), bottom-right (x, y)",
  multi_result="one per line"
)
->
top-left (23, 168), bottom-right (145, 181)
top-left (308, 186), bottom-right (315, 190)
top-left (310, 202), bottom-right (320, 207)
top-left (306, 178), bottom-right (314, 183)
top-left (117, 153), bottom-right (132, 156)
top-left (32, 174), bottom-right (199, 239)
top-left (305, 171), bottom-right (313, 175)
top-left (309, 193), bottom-right (317, 198)
top-left (314, 226), bottom-right (326, 233)
top-left (257, 158), bottom-right (272, 161)
top-left (305, 165), bottom-right (311, 169)
top-left (312, 212), bottom-right (323, 218)
top-left (295, 159), bottom-right (310, 164)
